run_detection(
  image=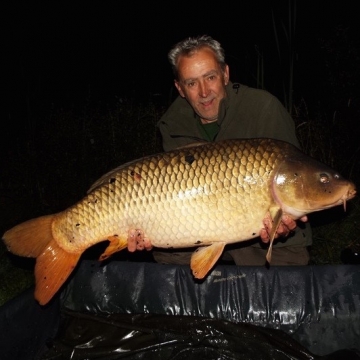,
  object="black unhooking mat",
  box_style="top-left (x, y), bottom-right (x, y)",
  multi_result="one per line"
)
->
top-left (1, 261), bottom-right (360, 359)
